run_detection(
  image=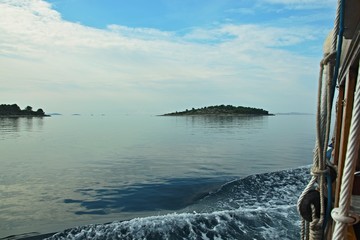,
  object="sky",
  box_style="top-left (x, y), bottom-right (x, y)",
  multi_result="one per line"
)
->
top-left (0, 0), bottom-right (337, 115)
